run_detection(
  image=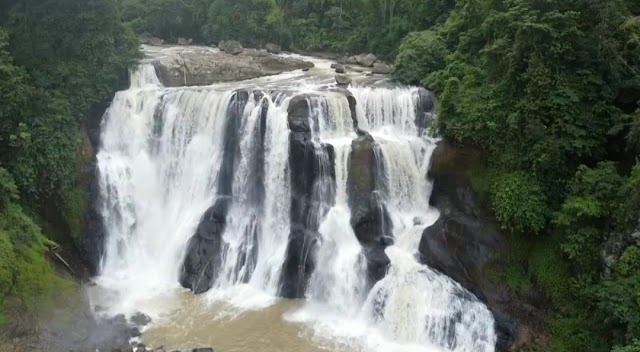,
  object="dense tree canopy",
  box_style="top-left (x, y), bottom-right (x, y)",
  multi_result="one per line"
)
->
top-left (0, 0), bottom-right (138, 333)
top-left (392, 0), bottom-right (640, 351)
top-left (116, 0), bottom-right (455, 57)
